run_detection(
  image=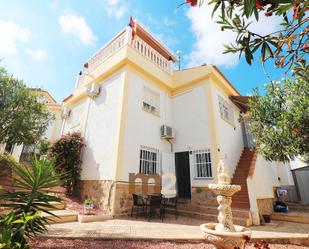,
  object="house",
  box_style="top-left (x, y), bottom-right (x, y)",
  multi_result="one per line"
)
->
top-left (1, 88), bottom-right (62, 163)
top-left (59, 20), bottom-right (297, 225)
